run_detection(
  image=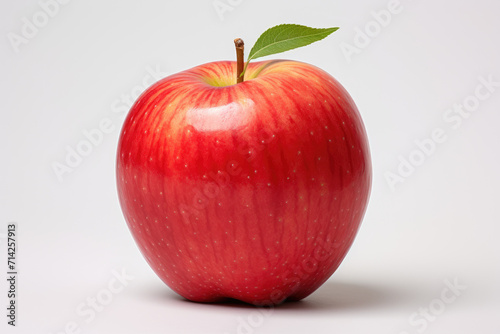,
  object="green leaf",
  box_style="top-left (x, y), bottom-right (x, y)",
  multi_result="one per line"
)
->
top-left (241, 24), bottom-right (339, 77)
